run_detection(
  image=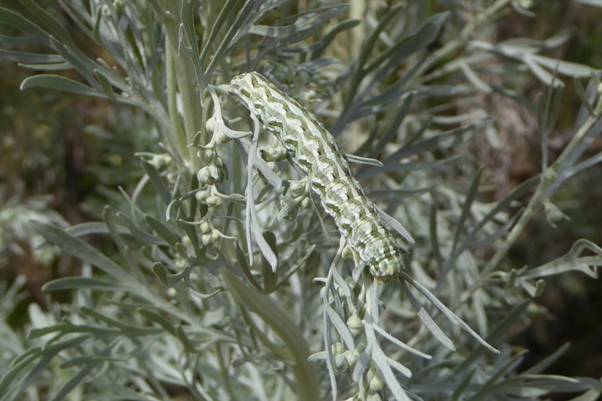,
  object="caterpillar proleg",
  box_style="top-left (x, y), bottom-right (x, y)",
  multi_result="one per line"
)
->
top-left (230, 72), bottom-right (408, 281)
